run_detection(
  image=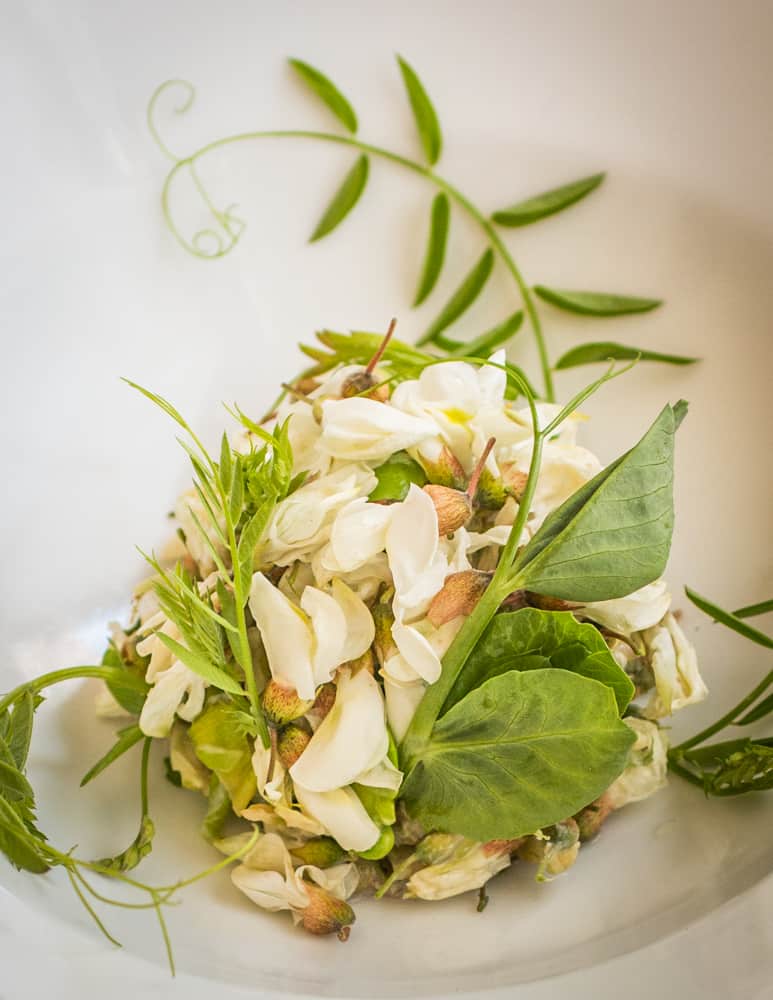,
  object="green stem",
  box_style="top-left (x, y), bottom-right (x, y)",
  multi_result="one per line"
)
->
top-left (670, 669), bottom-right (773, 754)
top-left (140, 738), bottom-right (151, 816)
top-left (159, 128), bottom-right (555, 401)
top-left (0, 666), bottom-right (110, 716)
top-left (666, 755), bottom-right (707, 791)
